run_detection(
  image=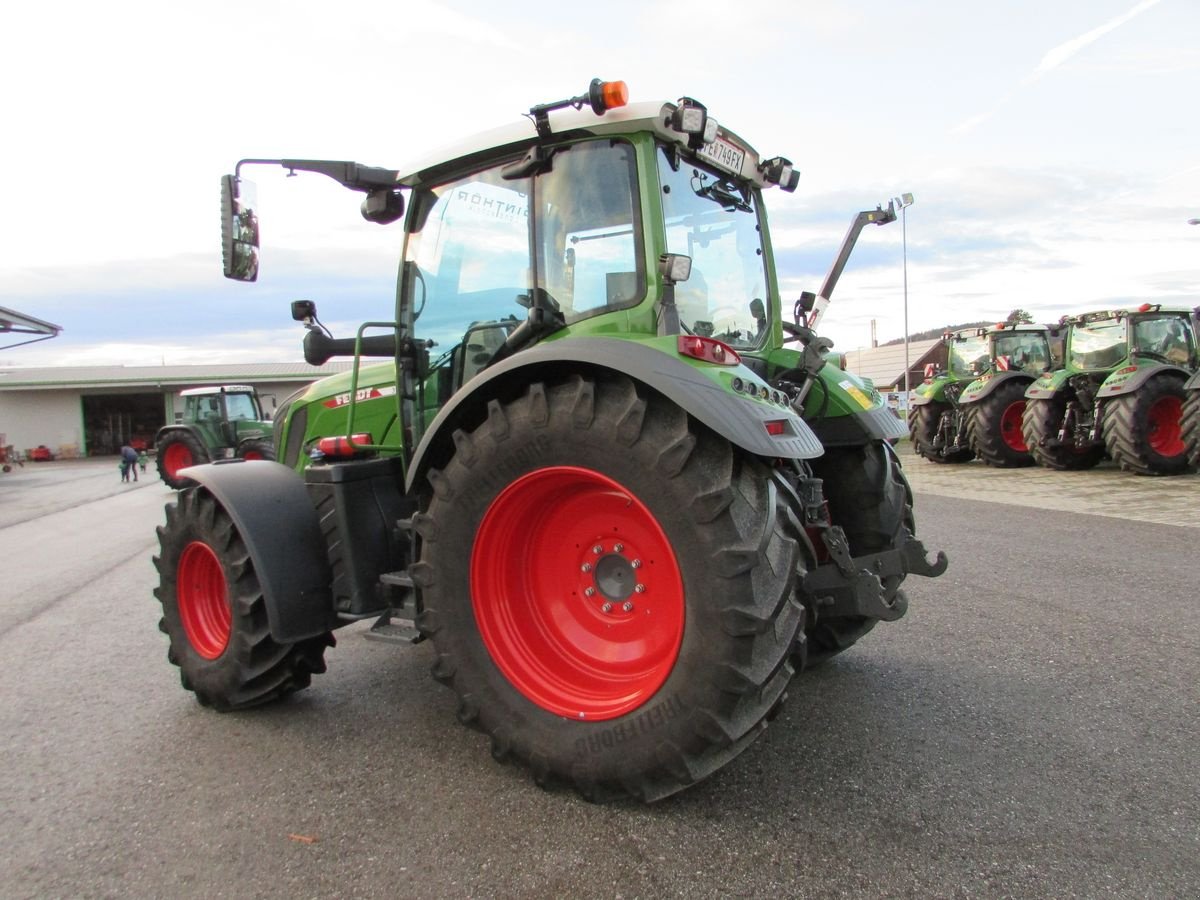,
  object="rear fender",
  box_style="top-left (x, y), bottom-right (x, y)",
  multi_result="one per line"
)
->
top-left (1097, 361), bottom-right (1188, 398)
top-left (405, 336), bottom-right (824, 493)
top-left (1025, 369), bottom-right (1071, 400)
top-left (177, 459), bottom-right (336, 642)
top-left (1186, 369), bottom-right (1200, 391)
top-left (909, 376), bottom-right (953, 406)
top-left (959, 371), bottom-right (1034, 405)
top-left (804, 367), bottom-right (906, 445)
